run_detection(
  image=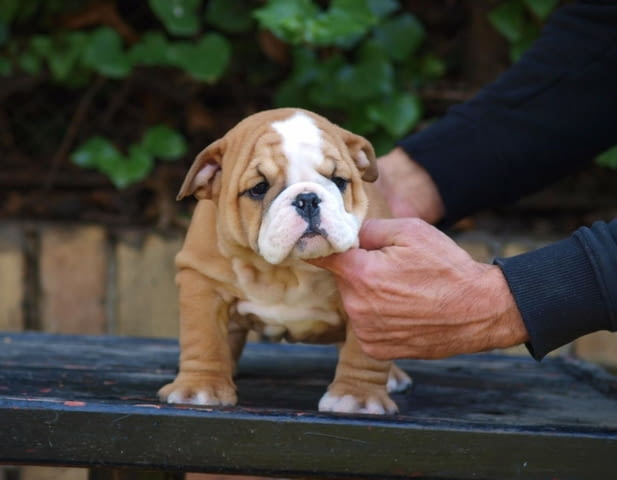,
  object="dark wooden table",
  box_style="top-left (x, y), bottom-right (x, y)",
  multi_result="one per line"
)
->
top-left (1, 332), bottom-right (616, 479)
